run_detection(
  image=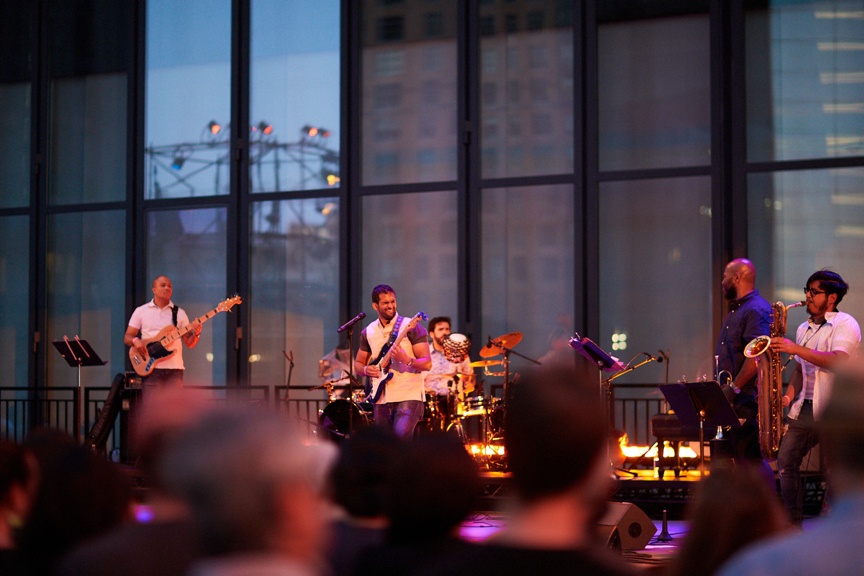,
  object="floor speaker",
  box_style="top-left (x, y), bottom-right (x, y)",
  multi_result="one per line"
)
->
top-left (596, 502), bottom-right (657, 550)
